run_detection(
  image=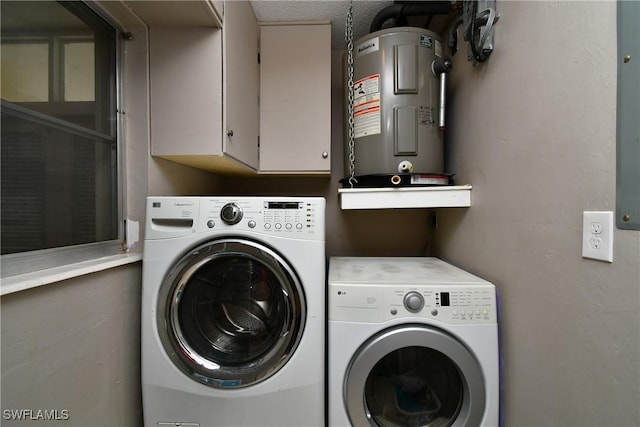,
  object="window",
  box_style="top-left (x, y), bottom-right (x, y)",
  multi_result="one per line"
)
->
top-left (1, 1), bottom-right (122, 275)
